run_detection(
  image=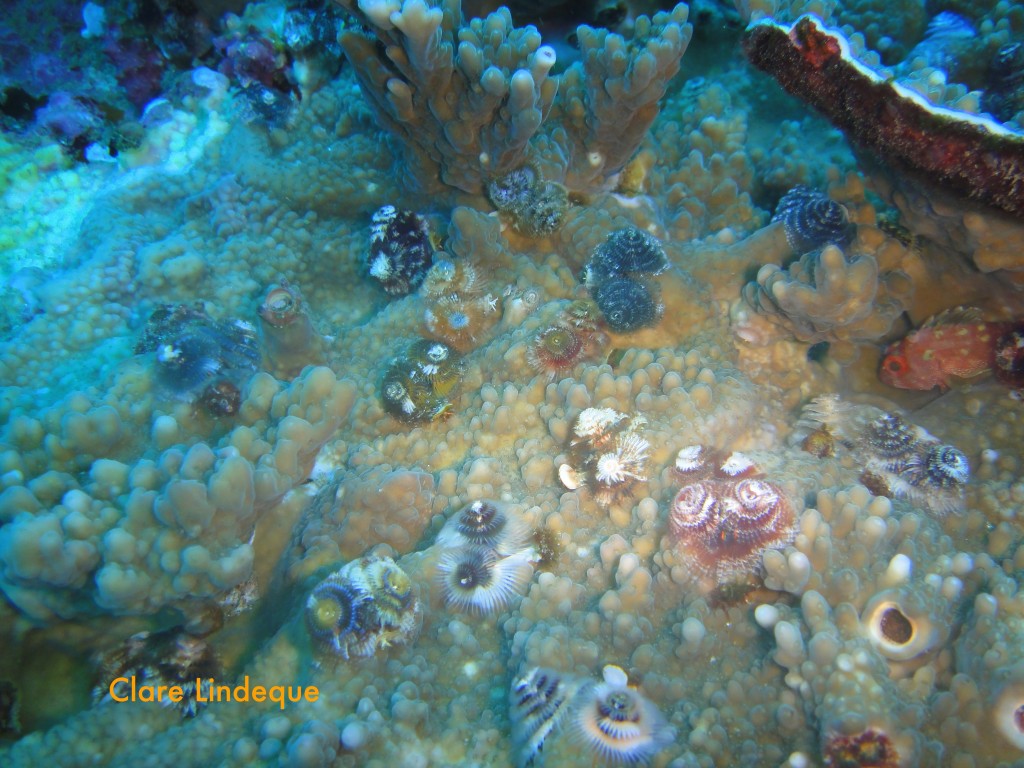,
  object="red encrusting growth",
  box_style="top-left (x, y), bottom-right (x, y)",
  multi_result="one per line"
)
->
top-left (743, 16), bottom-right (1024, 218)
top-left (822, 727), bottom-right (901, 768)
